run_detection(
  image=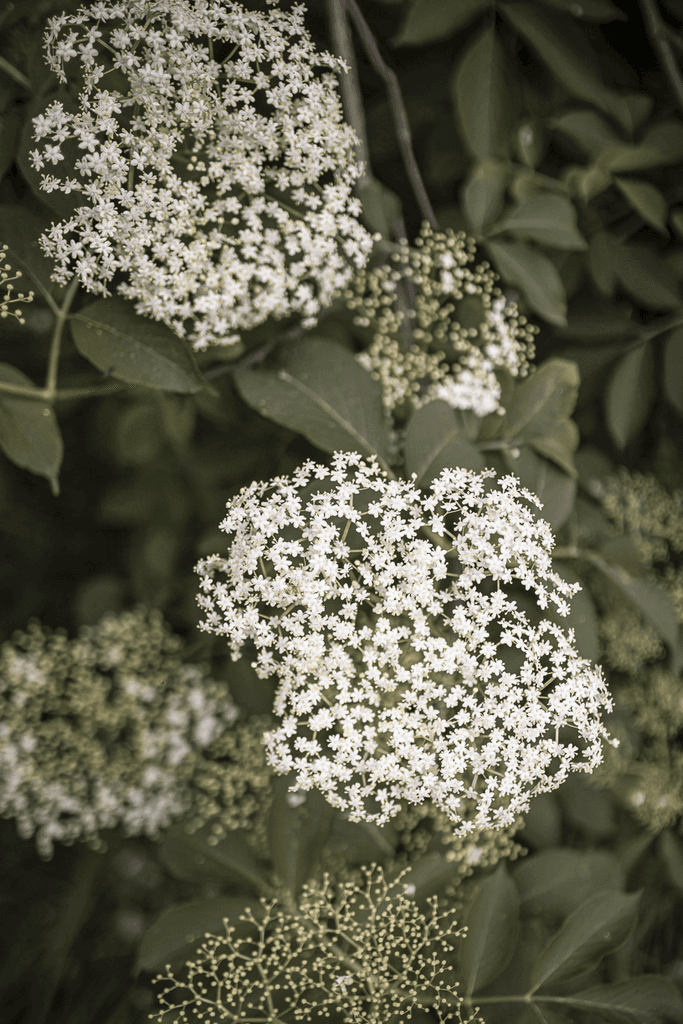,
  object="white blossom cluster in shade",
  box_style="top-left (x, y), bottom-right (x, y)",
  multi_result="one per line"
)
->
top-left (347, 224), bottom-right (537, 420)
top-left (30, 0), bottom-right (376, 350)
top-left (0, 608), bottom-right (240, 858)
top-left (195, 452), bottom-right (614, 832)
